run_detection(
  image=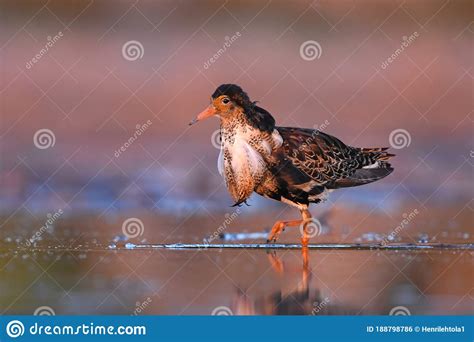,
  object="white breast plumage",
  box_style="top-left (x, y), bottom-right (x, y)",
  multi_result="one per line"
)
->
top-left (223, 129), bottom-right (266, 179)
top-left (216, 126), bottom-right (283, 203)
top-left (231, 135), bottom-right (266, 177)
top-left (217, 128), bottom-right (281, 179)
